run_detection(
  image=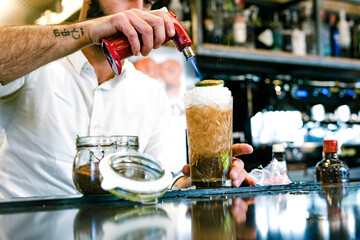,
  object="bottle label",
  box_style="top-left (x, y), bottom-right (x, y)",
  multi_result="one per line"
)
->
top-left (257, 28), bottom-right (273, 47)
